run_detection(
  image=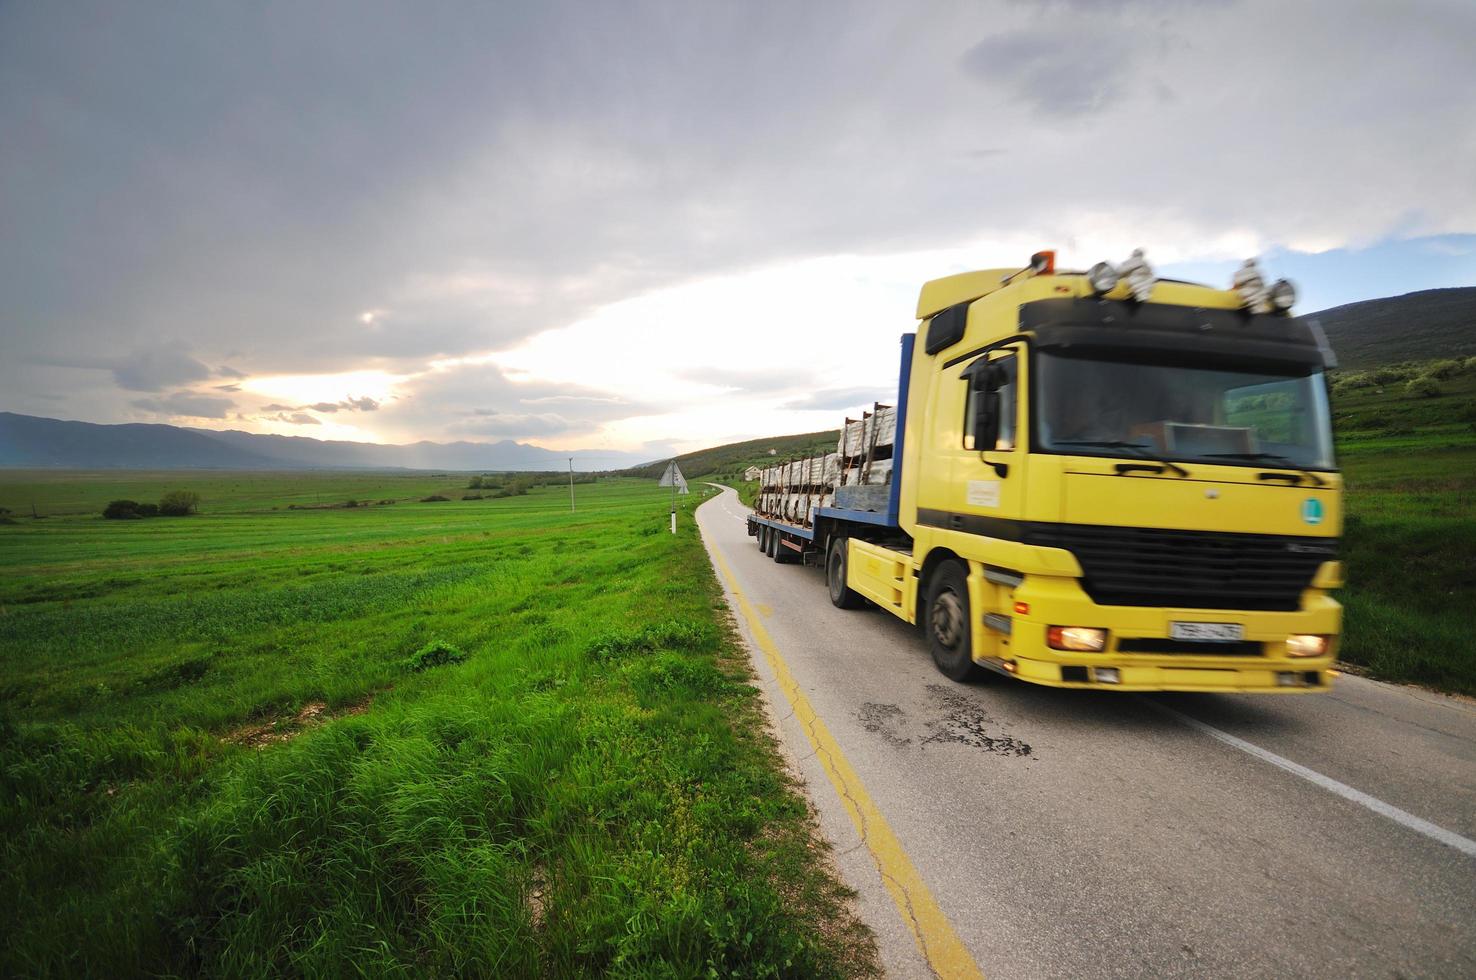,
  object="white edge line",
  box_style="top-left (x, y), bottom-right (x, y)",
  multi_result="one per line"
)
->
top-left (1143, 698), bottom-right (1476, 859)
